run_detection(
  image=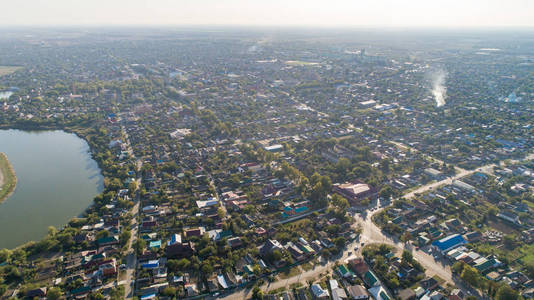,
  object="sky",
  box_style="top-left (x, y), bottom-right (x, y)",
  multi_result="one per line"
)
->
top-left (1, 0), bottom-right (534, 28)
